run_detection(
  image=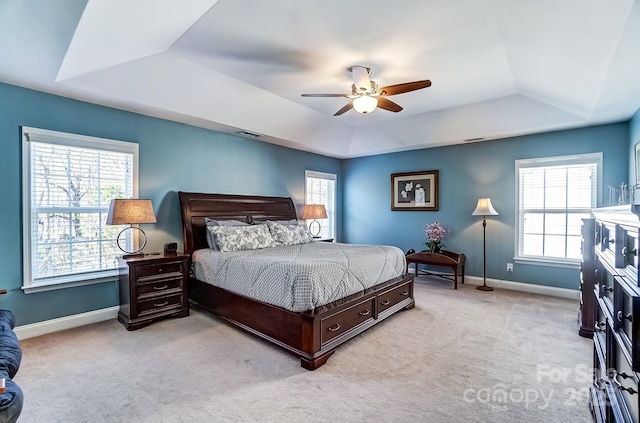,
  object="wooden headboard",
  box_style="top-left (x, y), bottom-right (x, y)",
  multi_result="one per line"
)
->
top-left (178, 192), bottom-right (297, 255)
